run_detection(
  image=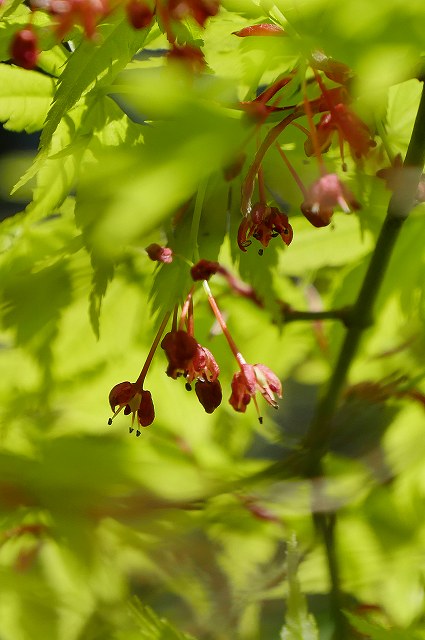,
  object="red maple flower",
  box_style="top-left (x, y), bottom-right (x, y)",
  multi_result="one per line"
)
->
top-left (49, 0), bottom-right (110, 40)
top-left (190, 259), bottom-right (221, 281)
top-left (146, 243), bottom-right (173, 263)
top-left (185, 344), bottom-right (220, 384)
top-left (126, 0), bottom-right (154, 29)
top-left (11, 27), bottom-right (39, 70)
top-left (168, 0), bottom-right (219, 27)
top-left (237, 203), bottom-right (293, 252)
top-left (305, 104), bottom-right (375, 160)
top-left (108, 381), bottom-right (155, 434)
top-left (301, 173), bottom-right (359, 227)
top-left (229, 363), bottom-right (282, 421)
top-left (161, 330), bottom-right (199, 379)
top-left (167, 44), bottom-right (205, 72)
top-left (162, 330), bottom-right (220, 383)
top-left (195, 378), bottom-right (222, 413)
top-left (162, 328), bottom-right (221, 412)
